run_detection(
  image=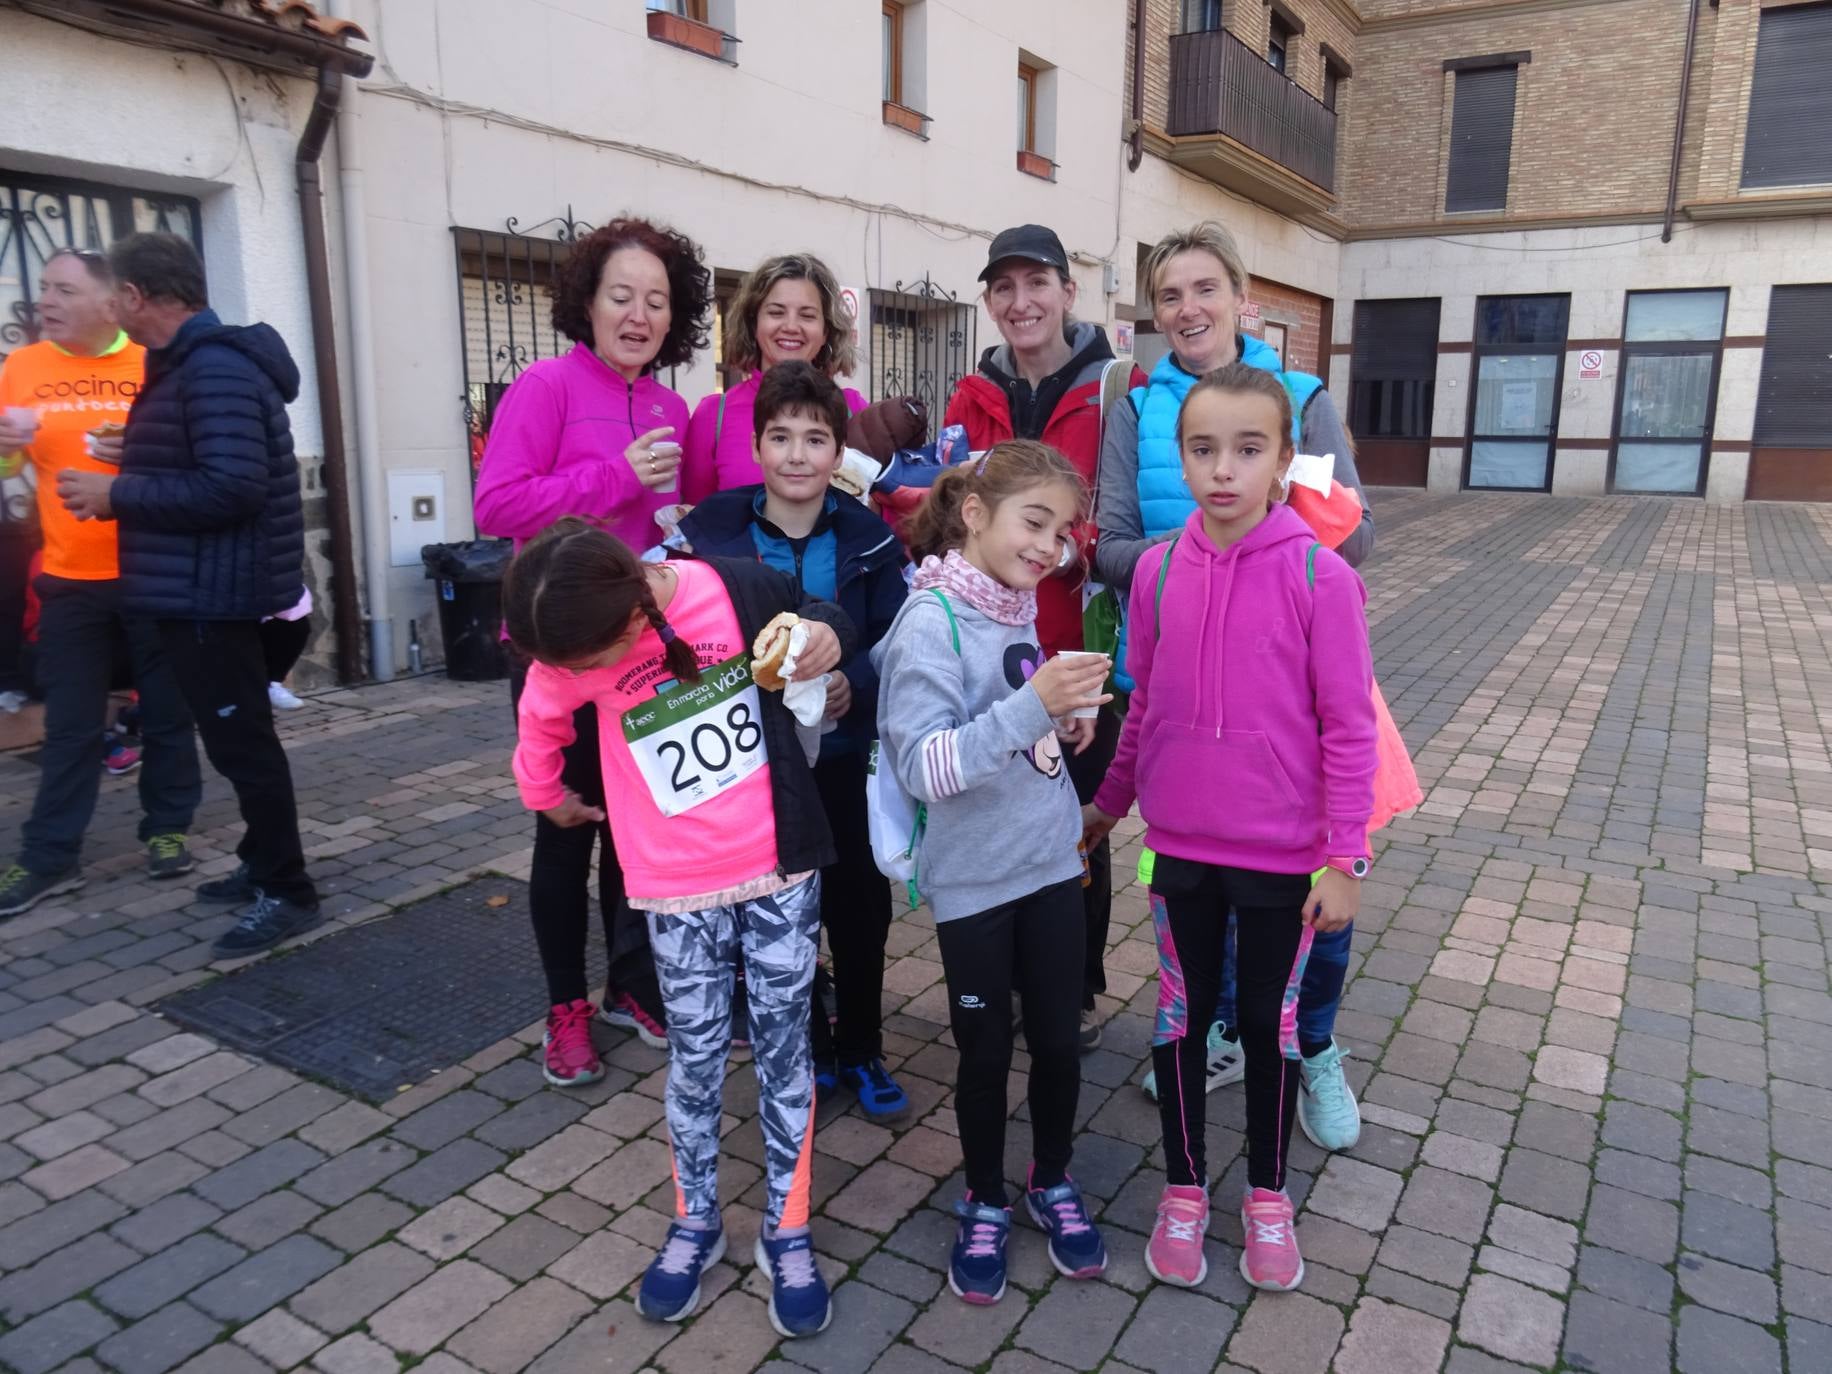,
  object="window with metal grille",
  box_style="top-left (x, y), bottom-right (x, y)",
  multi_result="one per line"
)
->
top-left (1742, 1), bottom-right (1832, 189)
top-left (1753, 284), bottom-right (1832, 447)
top-left (1, 170), bottom-right (201, 369)
top-left (1349, 298), bottom-right (1440, 439)
top-left (867, 279), bottom-right (975, 439)
top-left (1445, 64), bottom-right (1519, 212)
